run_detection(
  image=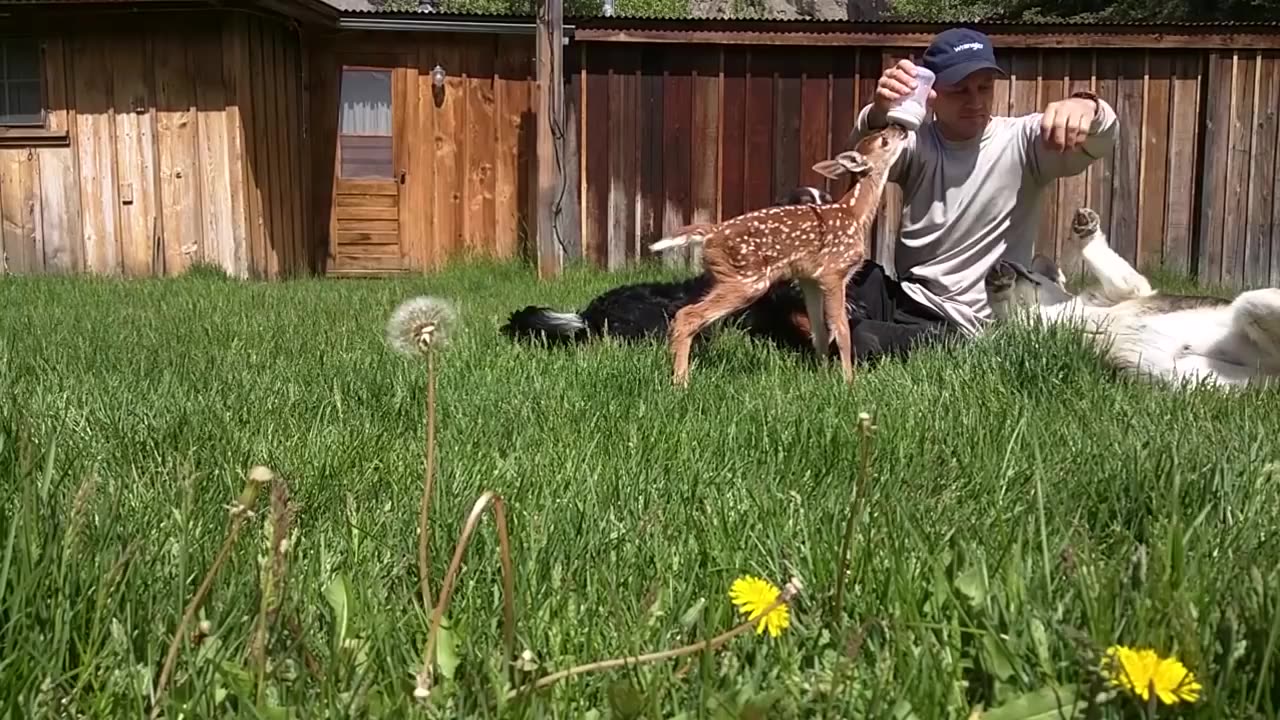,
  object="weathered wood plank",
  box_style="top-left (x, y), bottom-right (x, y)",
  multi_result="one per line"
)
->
top-left (742, 48), bottom-right (774, 214)
top-left (1249, 51), bottom-right (1279, 288)
top-left (771, 48), bottom-right (801, 203)
top-left (432, 37), bottom-right (464, 263)
top-left (607, 45), bottom-right (639, 268)
top-left (720, 48), bottom-right (746, 222)
top-left (336, 205), bottom-right (399, 221)
top-left (1111, 50), bottom-right (1144, 265)
top-left (493, 36), bottom-right (526, 263)
top-left (281, 24), bottom-right (306, 276)
top-left (1036, 49), bottom-right (1065, 262)
top-left (827, 49), bottom-right (854, 199)
top-left (71, 34), bottom-right (119, 275)
top-left (689, 46), bottom-right (719, 267)
top-left (1139, 51), bottom-right (1171, 271)
top-left (661, 49), bottom-right (693, 267)
top-left (1055, 50), bottom-right (1094, 277)
top-left (0, 151), bottom-right (38, 274)
top-left (1089, 50), bottom-right (1119, 253)
top-left (1222, 51), bottom-right (1255, 287)
top-left (560, 45), bottom-right (582, 263)
top-left (1165, 53), bottom-right (1201, 274)
top-left (1199, 52), bottom-right (1234, 284)
top-left (797, 48), bottom-right (830, 189)
top-left (221, 17), bottom-right (255, 278)
top-left (582, 44), bottom-right (609, 266)
top-left (154, 32), bottom-right (202, 276)
top-left (464, 36), bottom-right (497, 257)
top-left (636, 44), bottom-right (664, 261)
top-left (261, 19), bottom-right (287, 278)
top-left (38, 36), bottom-right (81, 273)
